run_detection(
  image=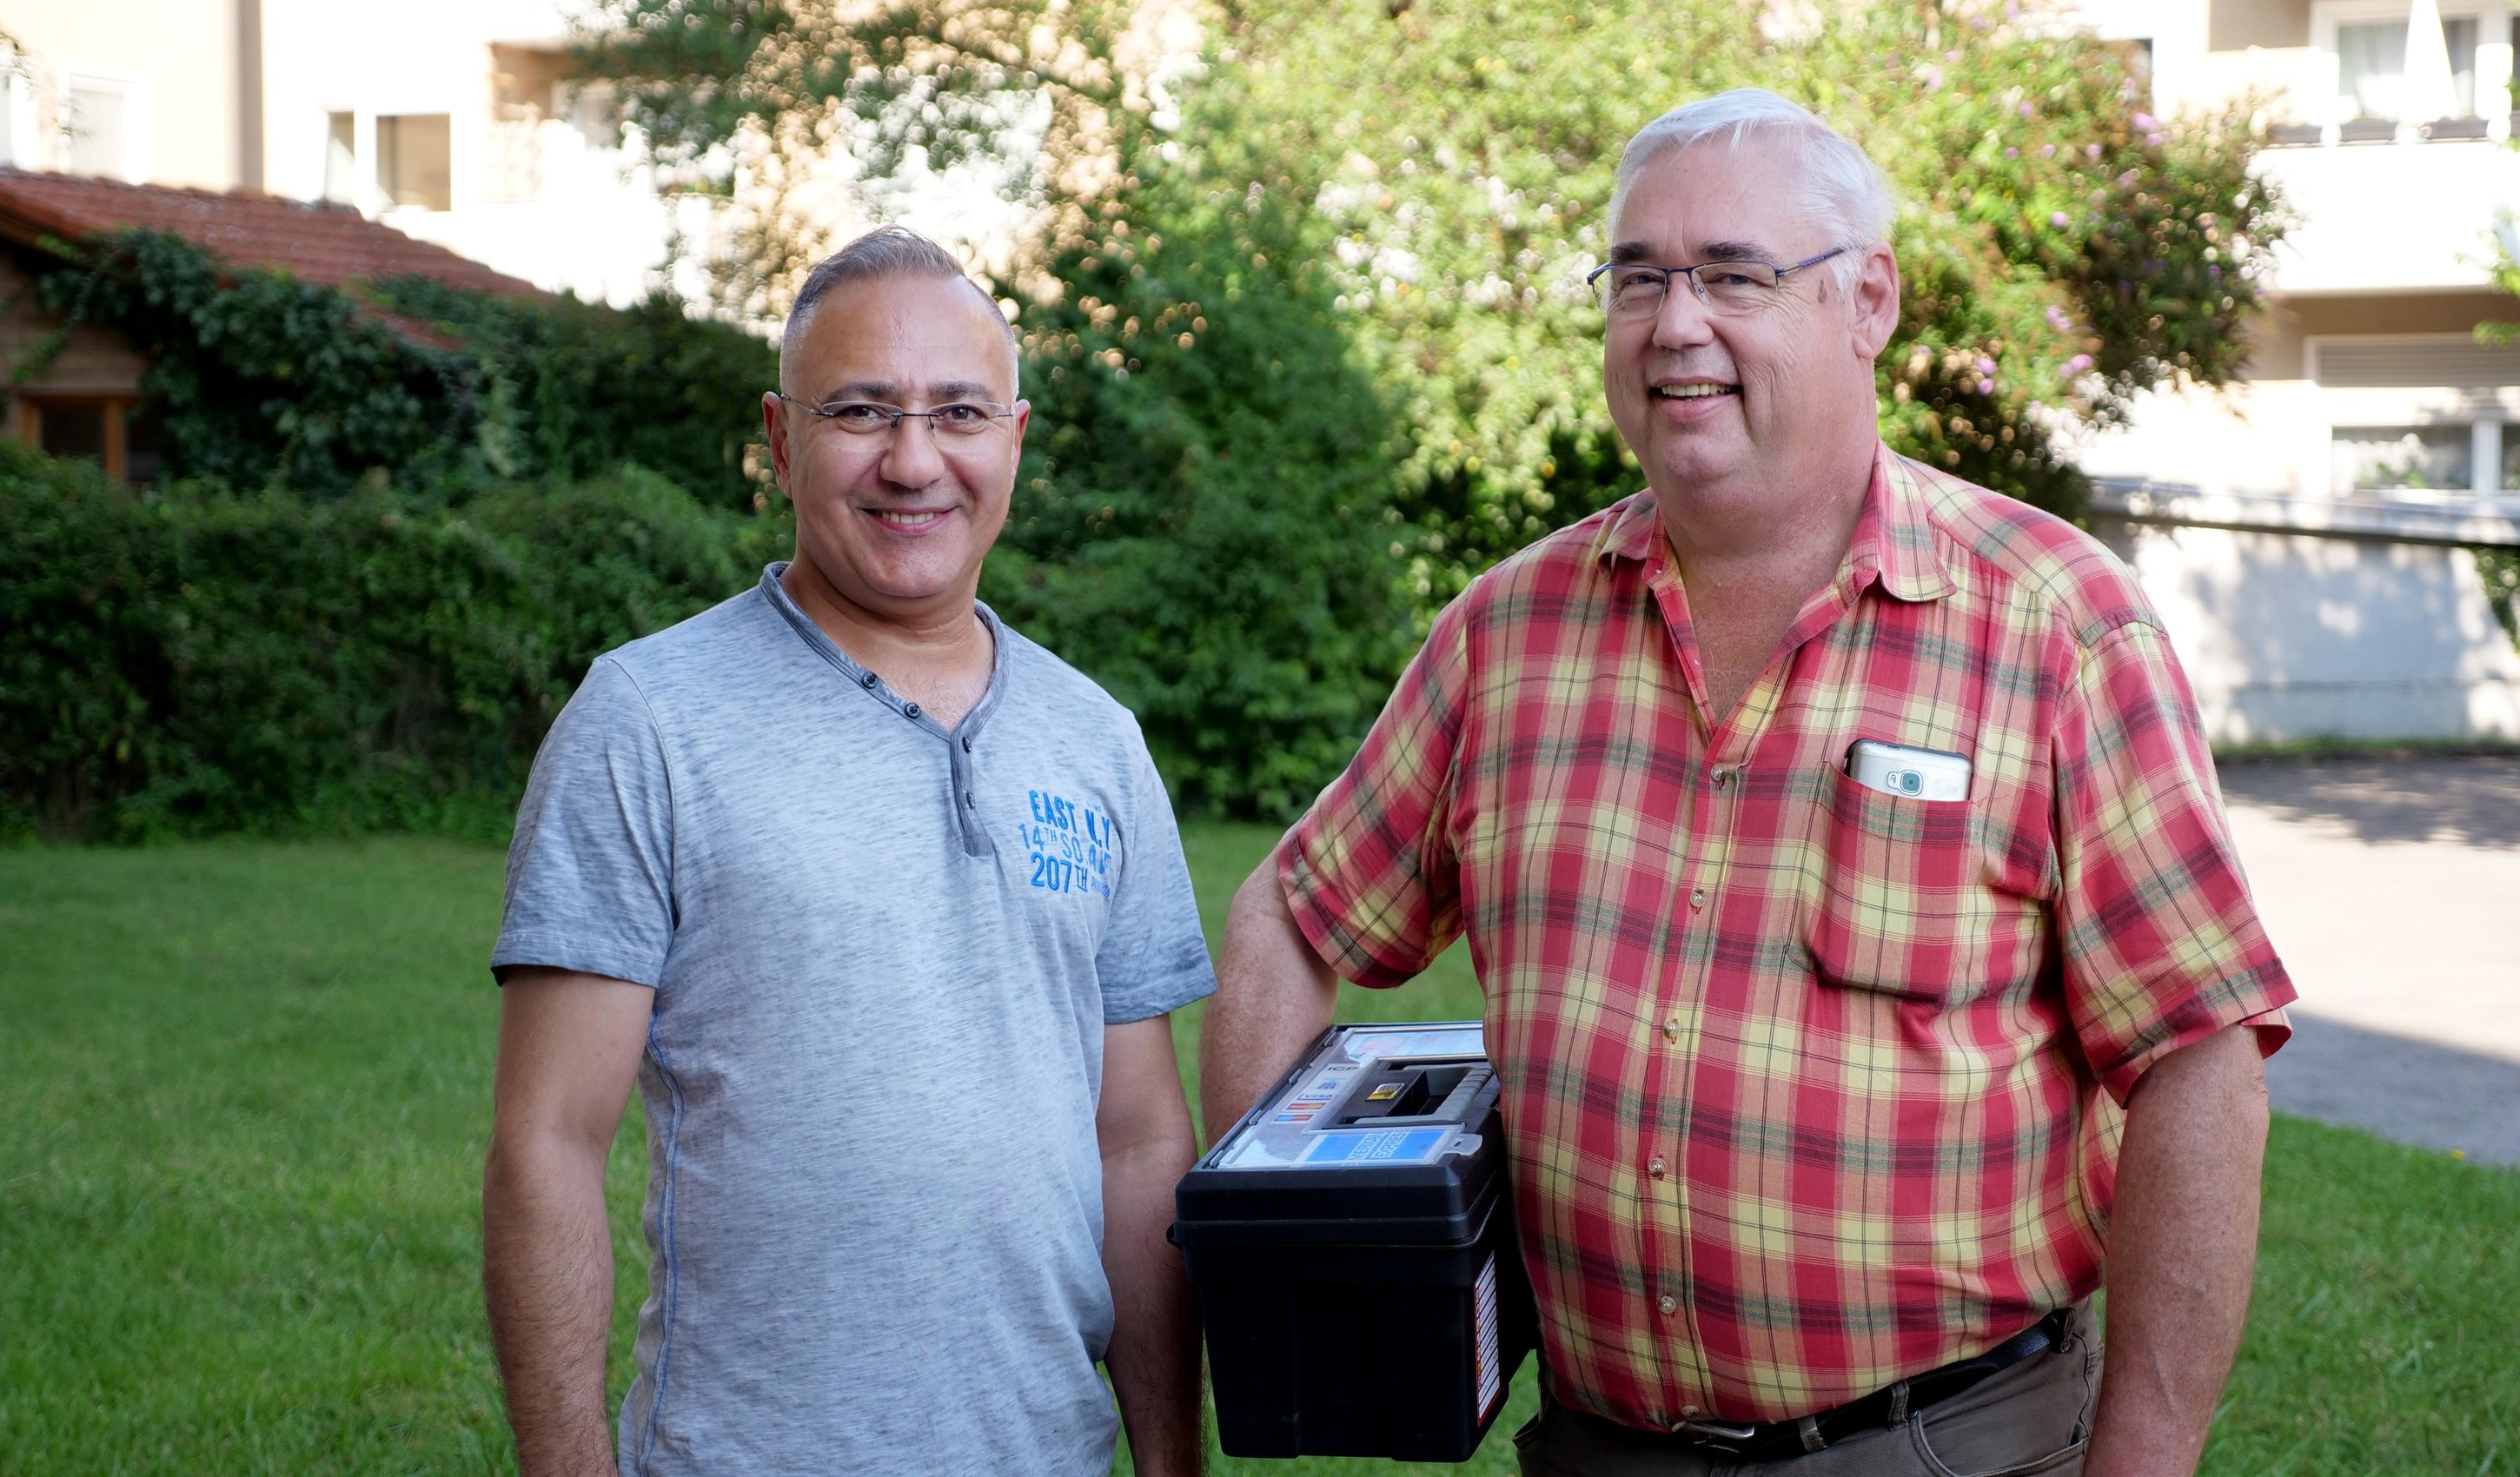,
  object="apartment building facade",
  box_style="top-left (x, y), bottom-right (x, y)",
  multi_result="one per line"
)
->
top-left (2074, 0), bottom-right (2520, 739)
top-left (0, 0), bottom-right (689, 307)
